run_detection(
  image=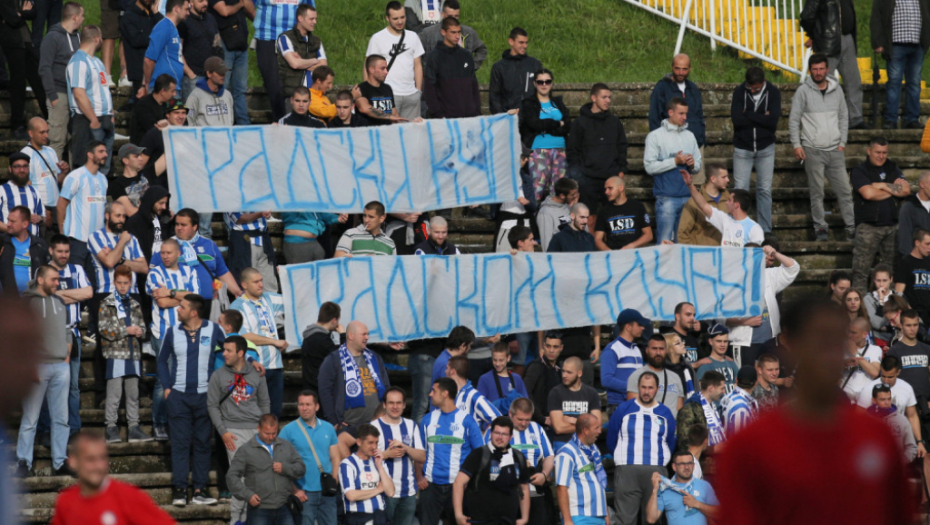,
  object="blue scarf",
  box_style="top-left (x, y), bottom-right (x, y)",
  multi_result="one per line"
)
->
top-left (339, 344), bottom-right (386, 410)
top-left (571, 434), bottom-right (607, 489)
top-left (695, 392), bottom-right (726, 446)
top-left (179, 232), bottom-right (201, 267)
